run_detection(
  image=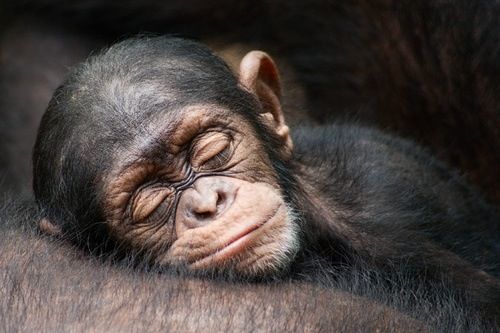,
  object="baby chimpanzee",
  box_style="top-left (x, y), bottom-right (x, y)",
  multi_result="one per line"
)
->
top-left (33, 36), bottom-right (499, 322)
